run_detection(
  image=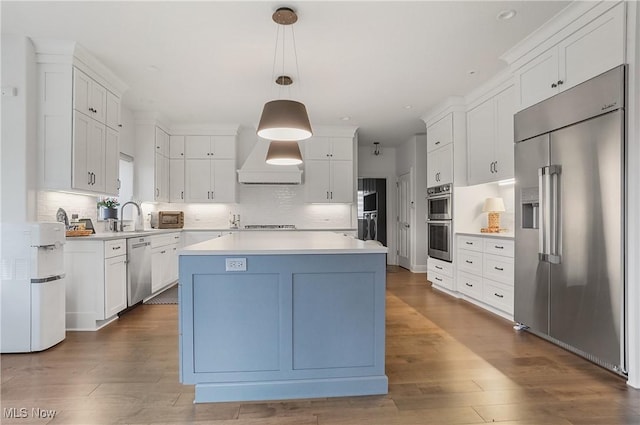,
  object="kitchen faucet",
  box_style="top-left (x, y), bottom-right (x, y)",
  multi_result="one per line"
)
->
top-left (119, 201), bottom-right (142, 232)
